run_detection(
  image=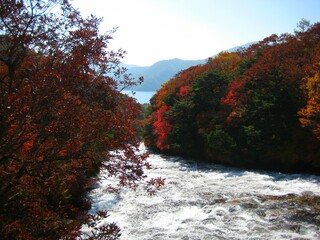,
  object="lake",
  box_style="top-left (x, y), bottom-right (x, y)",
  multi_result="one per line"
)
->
top-left (123, 90), bottom-right (156, 104)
